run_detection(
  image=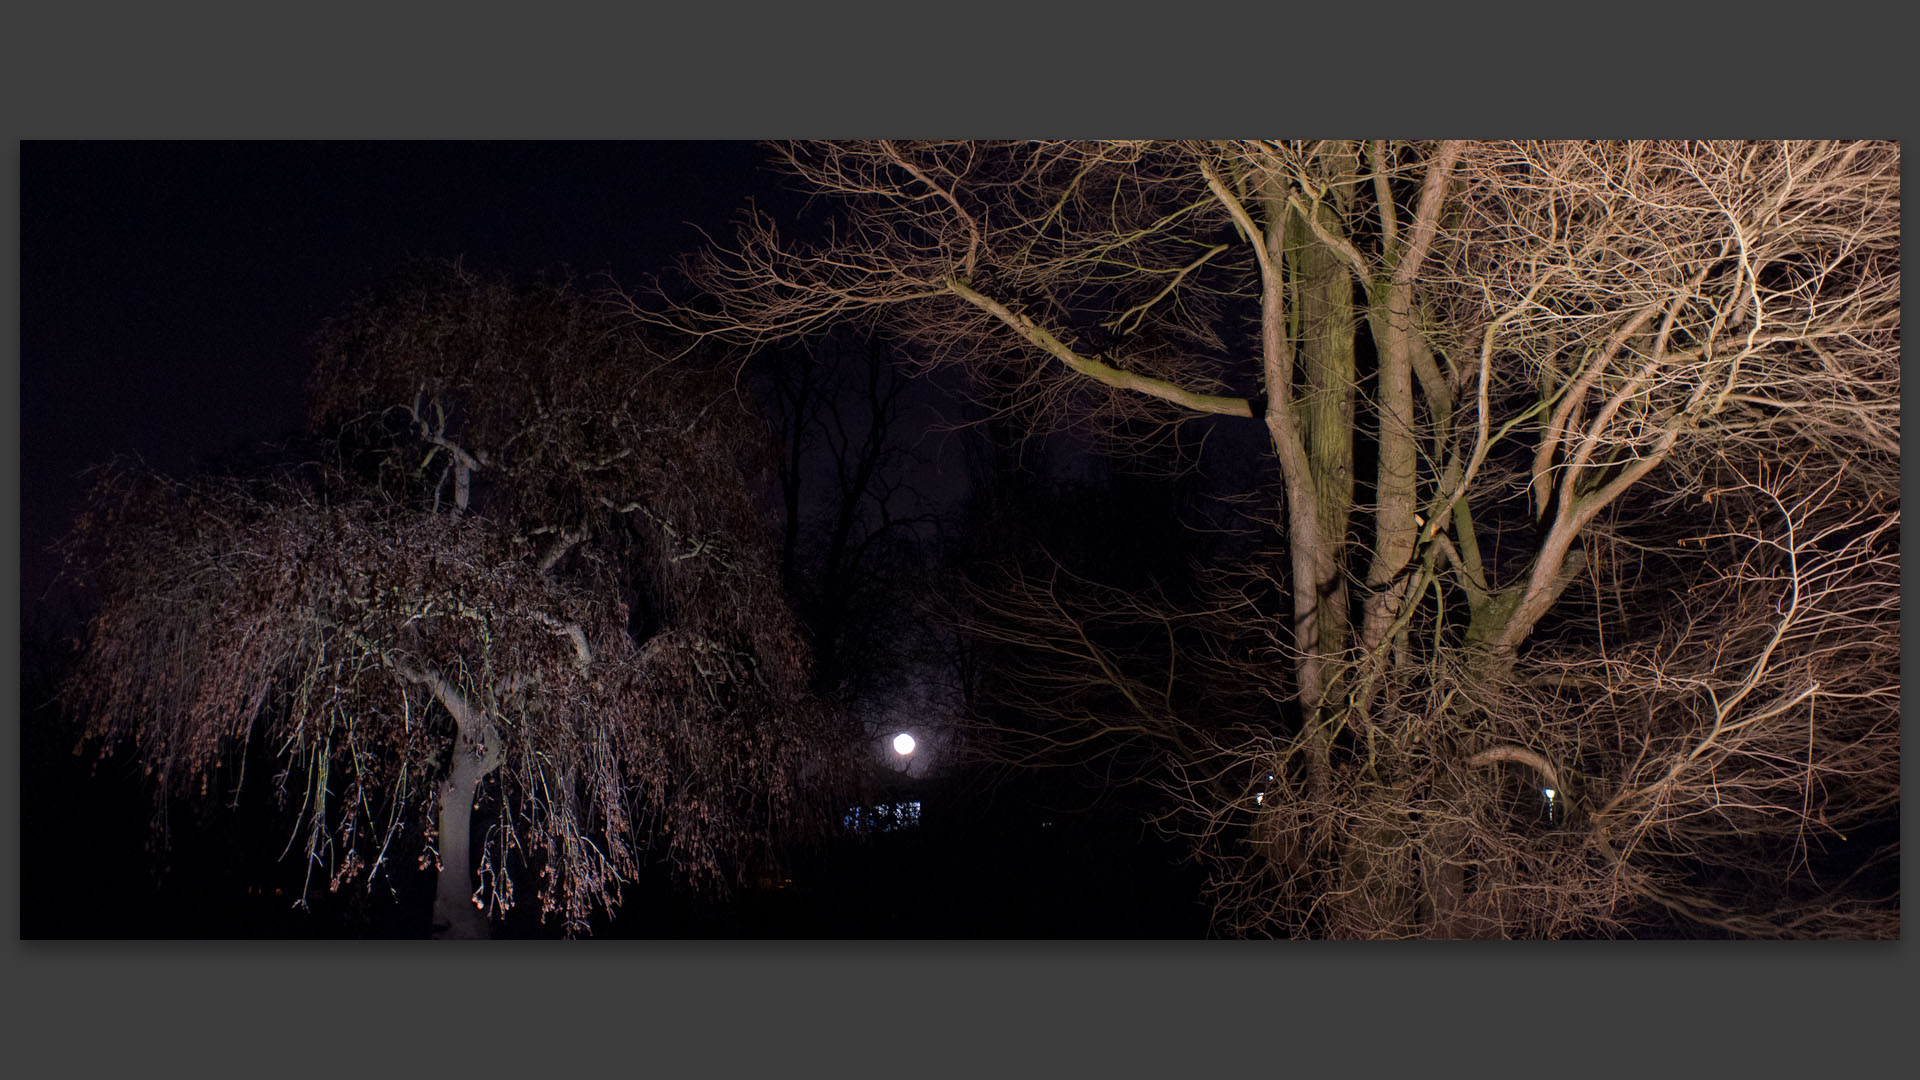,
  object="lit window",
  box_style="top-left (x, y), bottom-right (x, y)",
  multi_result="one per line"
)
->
top-left (843, 800), bottom-right (923, 833)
